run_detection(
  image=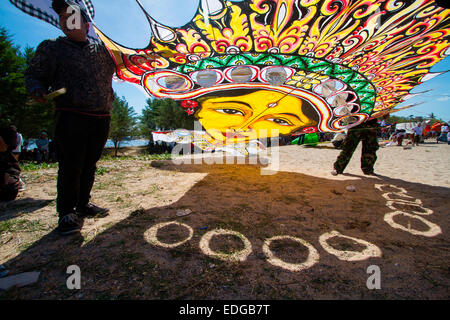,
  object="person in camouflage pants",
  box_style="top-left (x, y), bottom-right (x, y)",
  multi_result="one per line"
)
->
top-left (332, 118), bottom-right (380, 175)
